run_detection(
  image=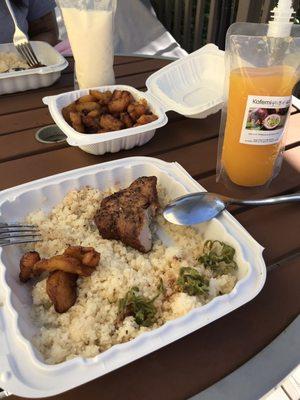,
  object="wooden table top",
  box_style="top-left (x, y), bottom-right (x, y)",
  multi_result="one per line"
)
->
top-left (1, 56), bottom-right (299, 400)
